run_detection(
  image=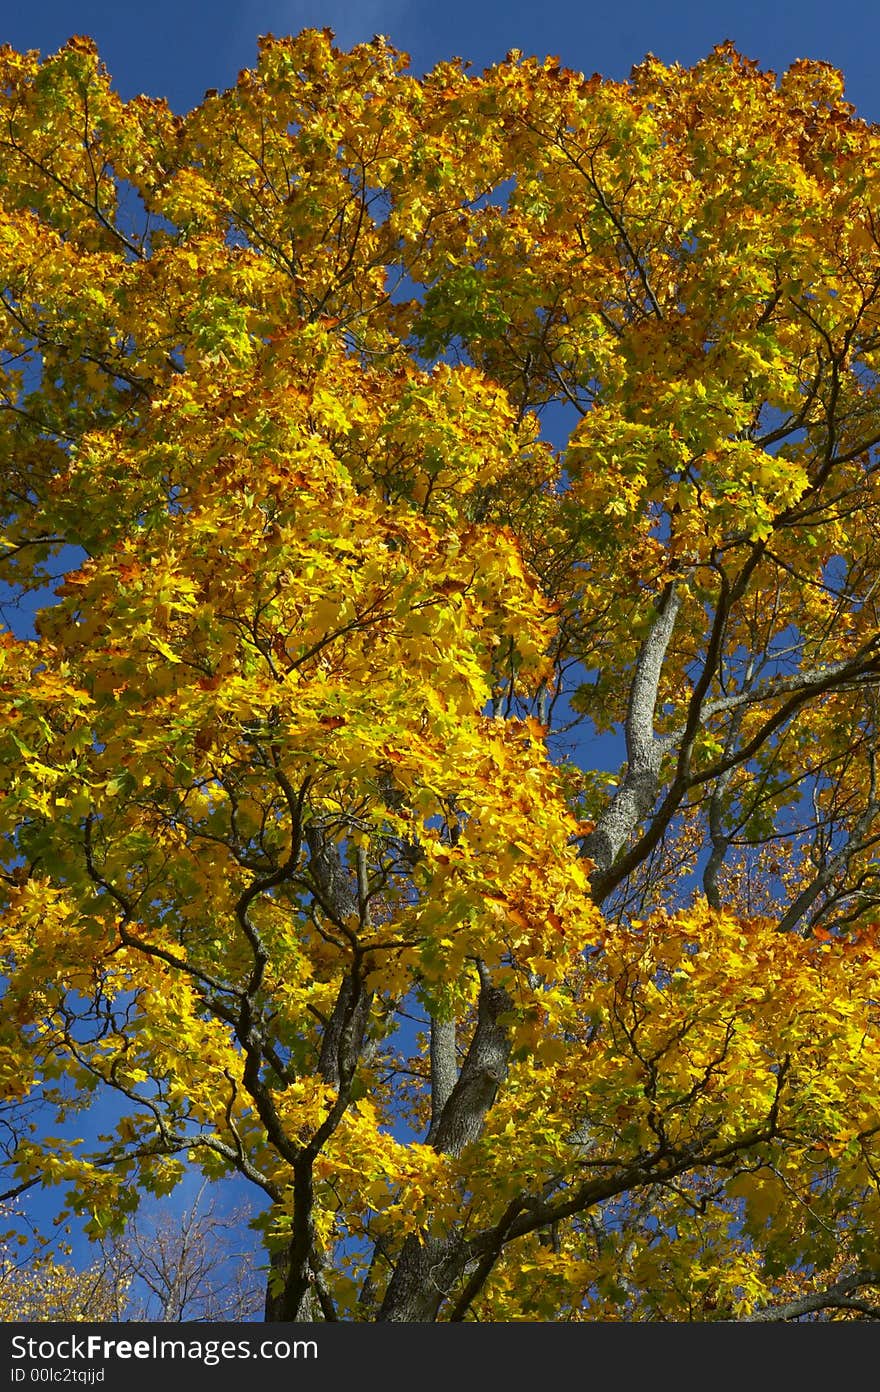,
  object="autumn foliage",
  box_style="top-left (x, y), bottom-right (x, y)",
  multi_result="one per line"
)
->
top-left (4, 30), bottom-right (880, 1321)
